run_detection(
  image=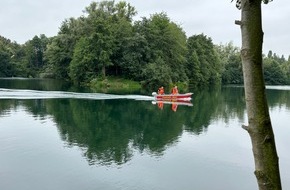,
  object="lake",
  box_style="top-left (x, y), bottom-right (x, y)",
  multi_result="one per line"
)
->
top-left (0, 78), bottom-right (289, 190)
